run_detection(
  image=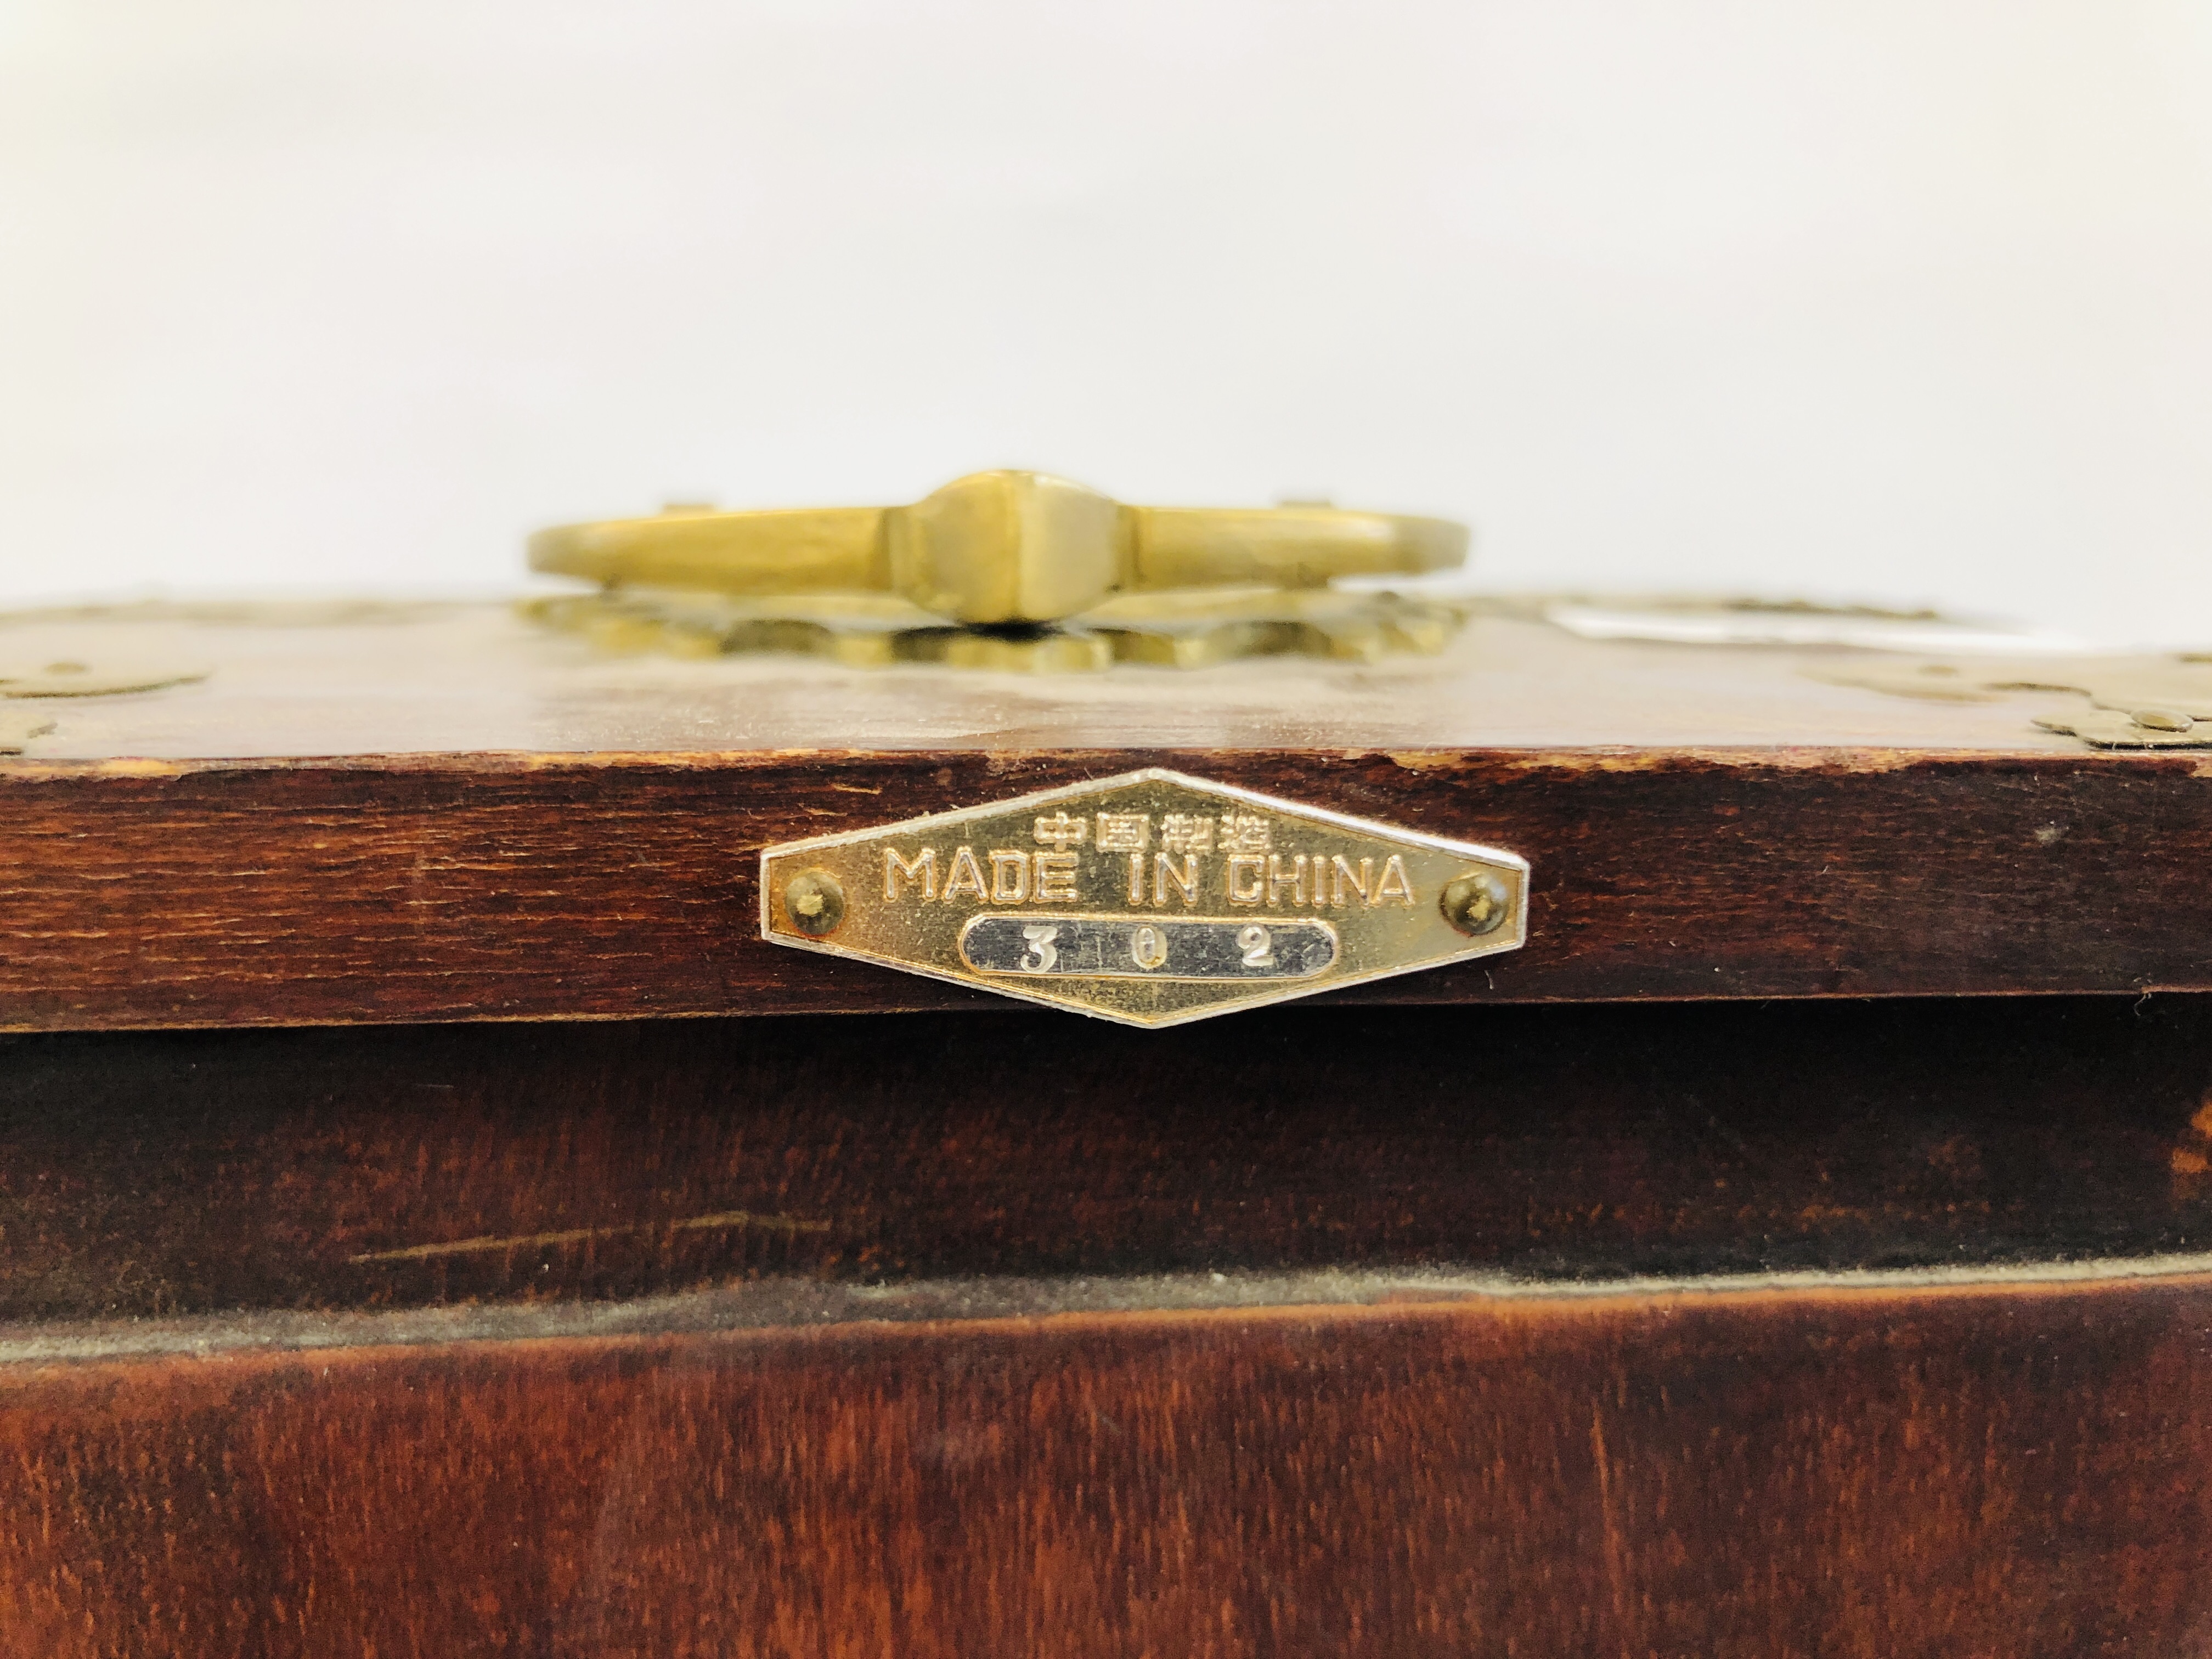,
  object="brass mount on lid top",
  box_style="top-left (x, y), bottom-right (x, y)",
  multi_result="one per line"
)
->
top-left (523, 469), bottom-right (1472, 671)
